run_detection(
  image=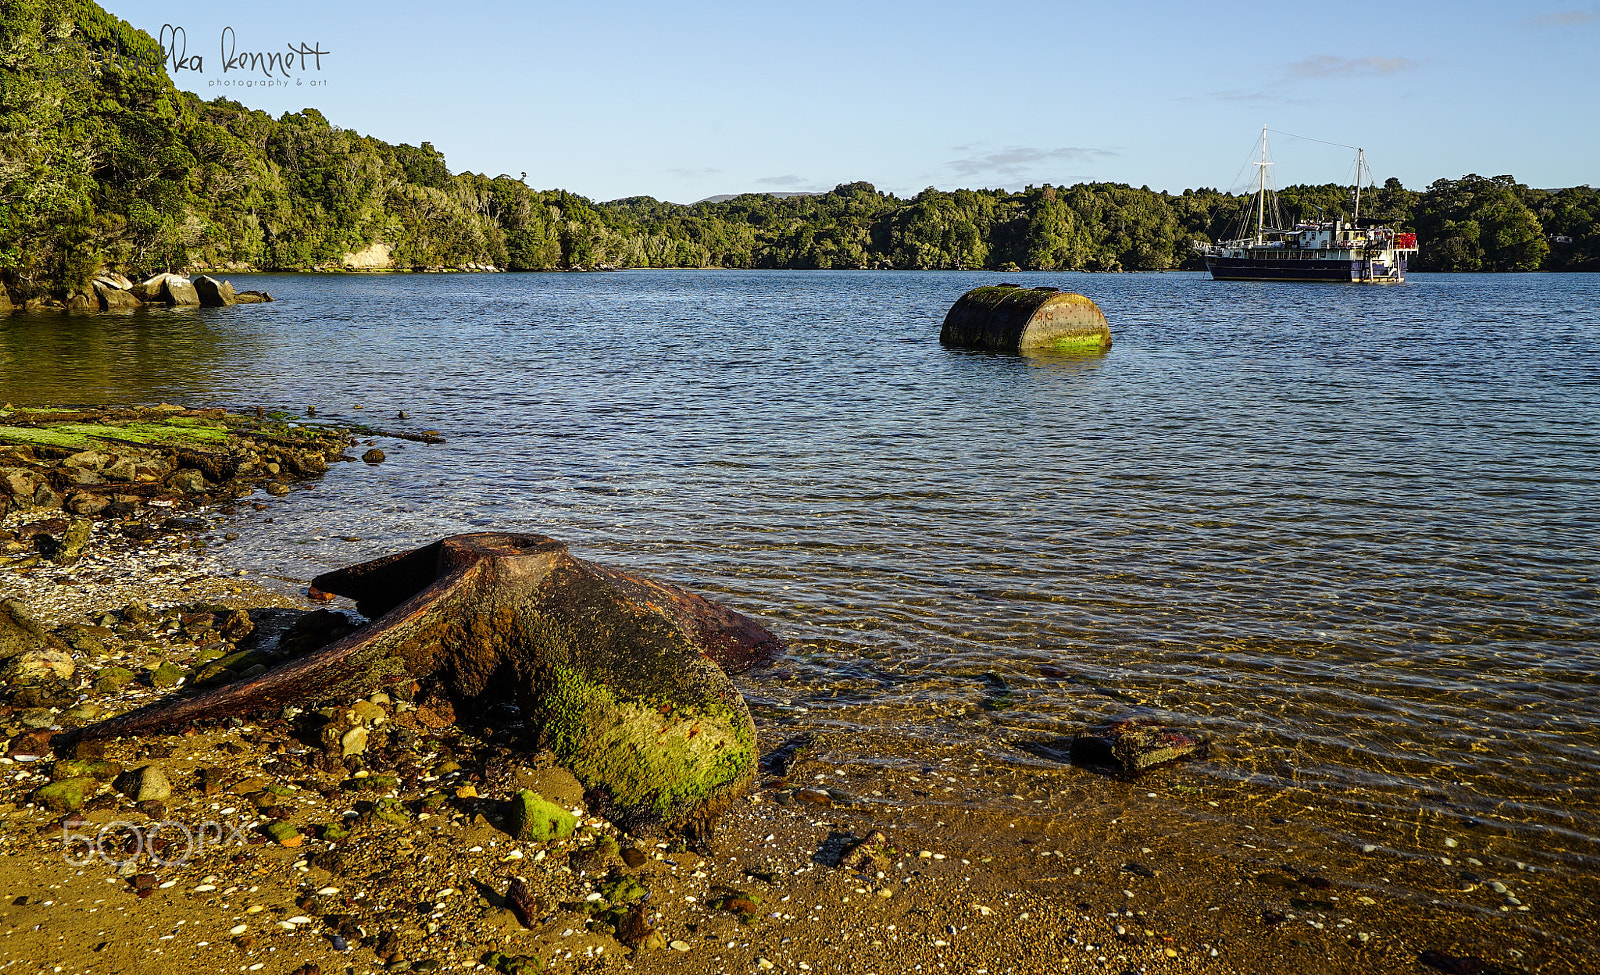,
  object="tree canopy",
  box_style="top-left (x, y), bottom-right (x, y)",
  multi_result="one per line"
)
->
top-left (3, 0), bottom-right (1596, 300)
